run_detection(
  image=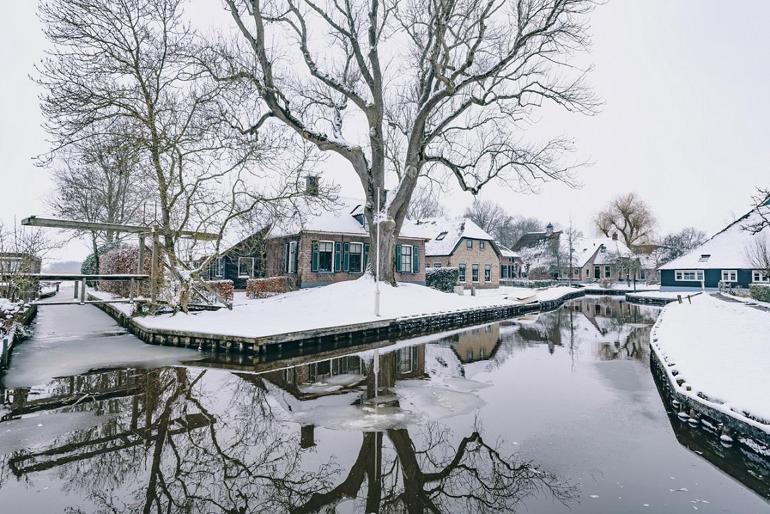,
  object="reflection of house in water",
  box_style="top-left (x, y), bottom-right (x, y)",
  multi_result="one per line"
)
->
top-left (447, 324), bottom-right (501, 364)
top-left (504, 297), bottom-right (659, 361)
